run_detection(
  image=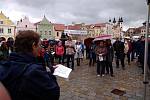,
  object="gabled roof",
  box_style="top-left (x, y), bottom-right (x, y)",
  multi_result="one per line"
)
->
top-left (0, 11), bottom-right (14, 25)
top-left (34, 15), bottom-right (51, 25)
top-left (39, 15), bottom-right (51, 24)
